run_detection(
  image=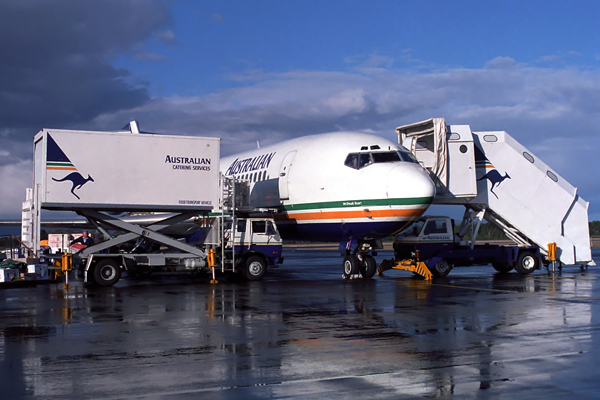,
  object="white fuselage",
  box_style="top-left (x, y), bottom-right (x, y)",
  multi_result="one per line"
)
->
top-left (221, 132), bottom-right (436, 242)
